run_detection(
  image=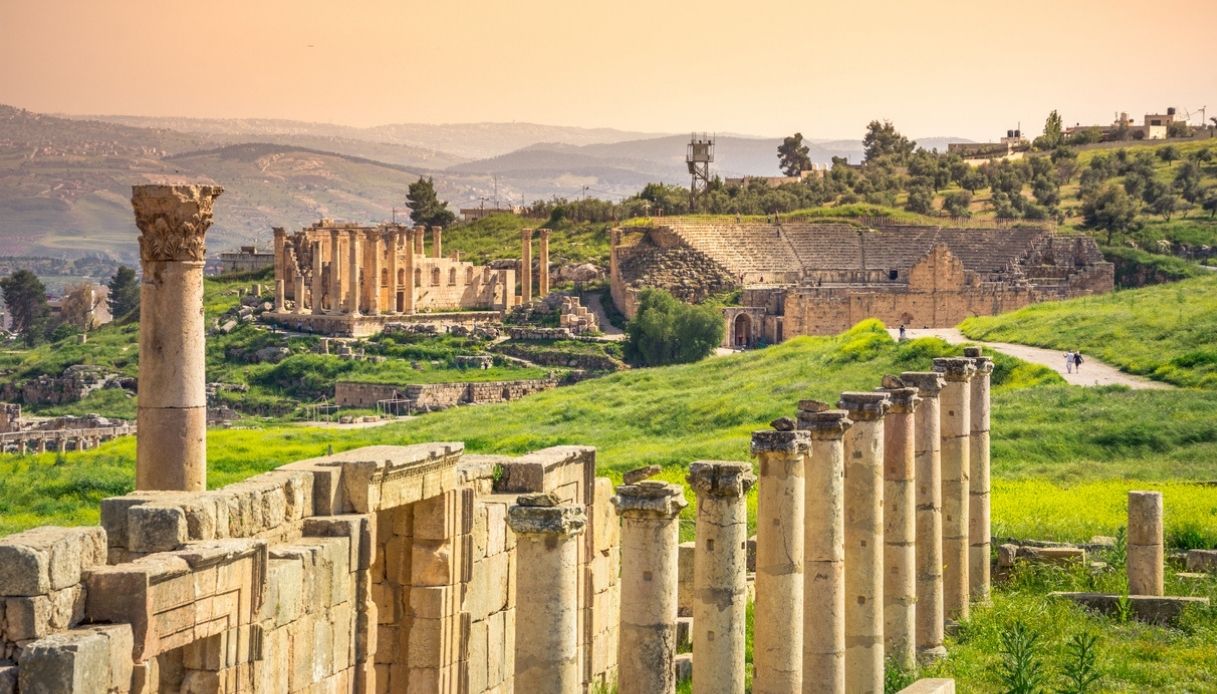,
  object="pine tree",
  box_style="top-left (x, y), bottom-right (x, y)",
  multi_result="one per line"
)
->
top-left (406, 177), bottom-right (456, 227)
top-left (777, 133), bottom-right (812, 176)
top-left (107, 265), bottom-right (140, 320)
top-left (0, 269), bottom-right (50, 344)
